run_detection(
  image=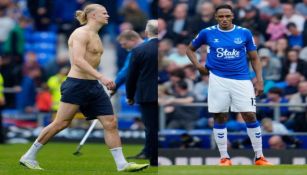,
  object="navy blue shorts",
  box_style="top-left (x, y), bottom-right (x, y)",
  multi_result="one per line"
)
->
top-left (60, 77), bottom-right (114, 120)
